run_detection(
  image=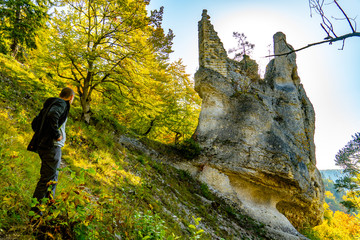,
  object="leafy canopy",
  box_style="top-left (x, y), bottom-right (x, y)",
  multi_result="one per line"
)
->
top-left (47, 0), bottom-right (174, 123)
top-left (334, 132), bottom-right (360, 212)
